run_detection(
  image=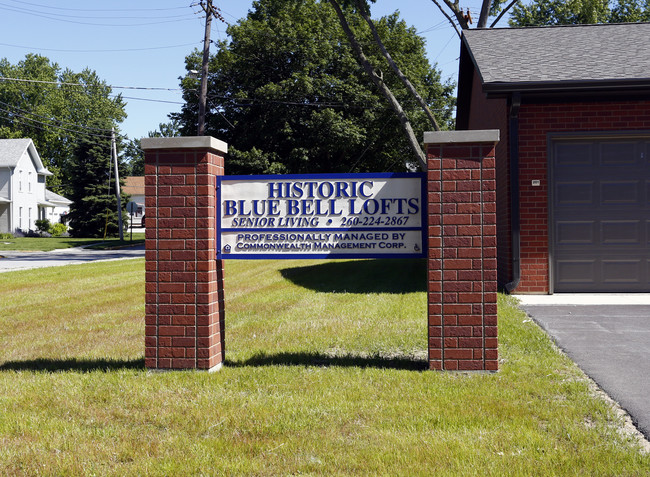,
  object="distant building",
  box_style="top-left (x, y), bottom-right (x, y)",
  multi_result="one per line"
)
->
top-left (0, 138), bottom-right (72, 234)
top-left (123, 176), bottom-right (145, 218)
top-left (45, 189), bottom-right (73, 225)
